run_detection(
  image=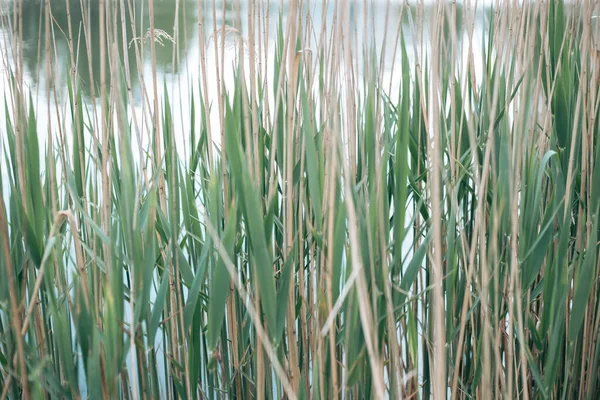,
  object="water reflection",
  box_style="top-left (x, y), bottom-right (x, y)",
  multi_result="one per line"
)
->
top-left (16, 0), bottom-right (196, 99)
top-left (0, 0), bottom-right (495, 145)
top-left (6, 0), bottom-right (463, 100)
